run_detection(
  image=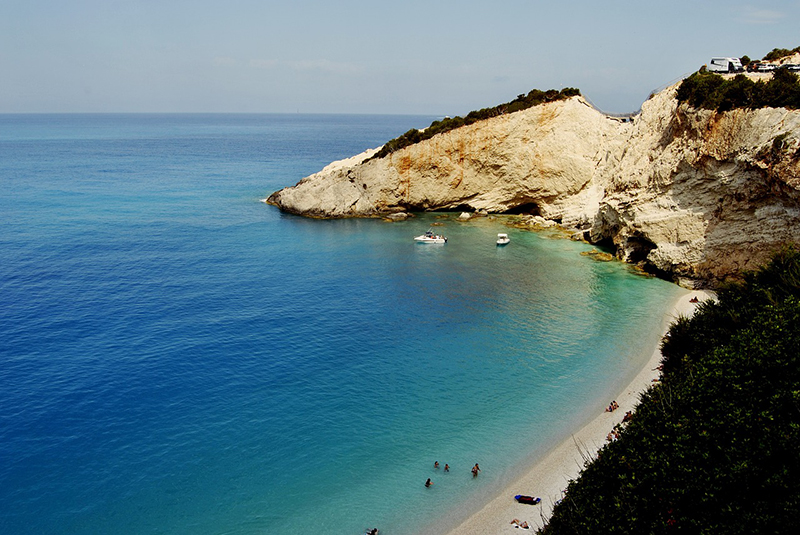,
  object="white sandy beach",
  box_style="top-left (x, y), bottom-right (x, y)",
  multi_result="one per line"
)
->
top-left (444, 289), bottom-right (713, 535)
